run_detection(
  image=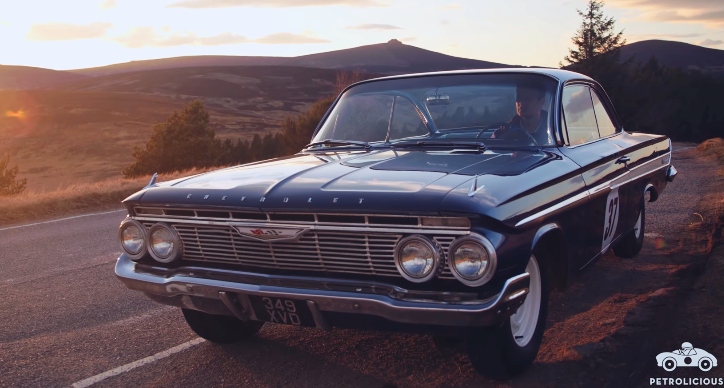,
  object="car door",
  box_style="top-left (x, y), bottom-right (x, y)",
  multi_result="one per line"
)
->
top-left (557, 83), bottom-right (629, 269)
